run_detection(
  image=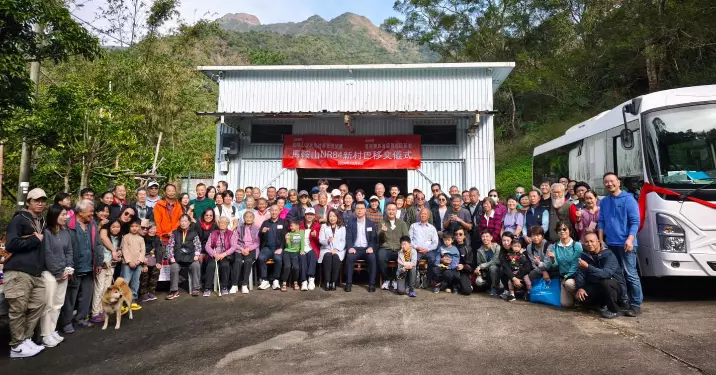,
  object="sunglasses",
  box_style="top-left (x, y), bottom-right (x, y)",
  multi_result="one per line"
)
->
top-left (455, 233), bottom-right (464, 236)
top-left (439, 199), bottom-right (447, 202)
top-left (123, 212), bottom-right (133, 217)
top-left (558, 228), bottom-right (569, 232)
top-left (141, 226), bottom-right (150, 230)
top-left (432, 189), bottom-right (440, 192)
